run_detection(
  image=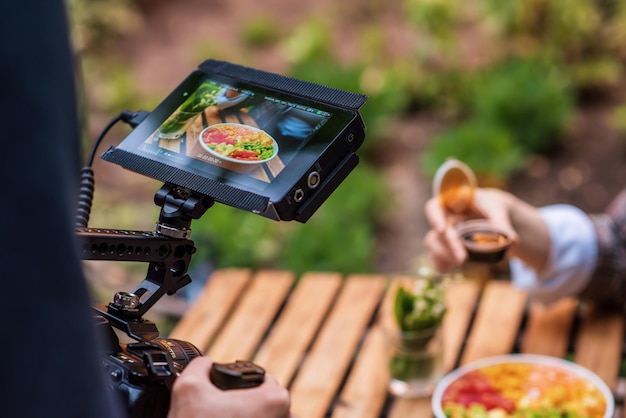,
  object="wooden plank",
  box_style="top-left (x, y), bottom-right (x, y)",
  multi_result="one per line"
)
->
top-left (238, 109), bottom-right (256, 126)
top-left (207, 270), bottom-right (294, 362)
top-left (388, 397), bottom-right (432, 417)
top-left (574, 308), bottom-right (624, 389)
top-left (224, 113), bottom-right (240, 123)
top-left (461, 280), bottom-right (527, 365)
top-left (521, 298), bottom-right (577, 357)
top-left (157, 137), bottom-right (181, 153)
top-left (331, 326), bottom-right (389, 418)
top-left (289, 274), bottom-right (387, 418)
top-left (254, 272), bottom-right (343, 387)
top-left (168, 268), bottom-right (252, 352)
top-left (204, 106), bottom-right (222, 125)
top-left (184, 111), bottom-right (205, 153)
top-left (442, 279), bottom-right (481, 371)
